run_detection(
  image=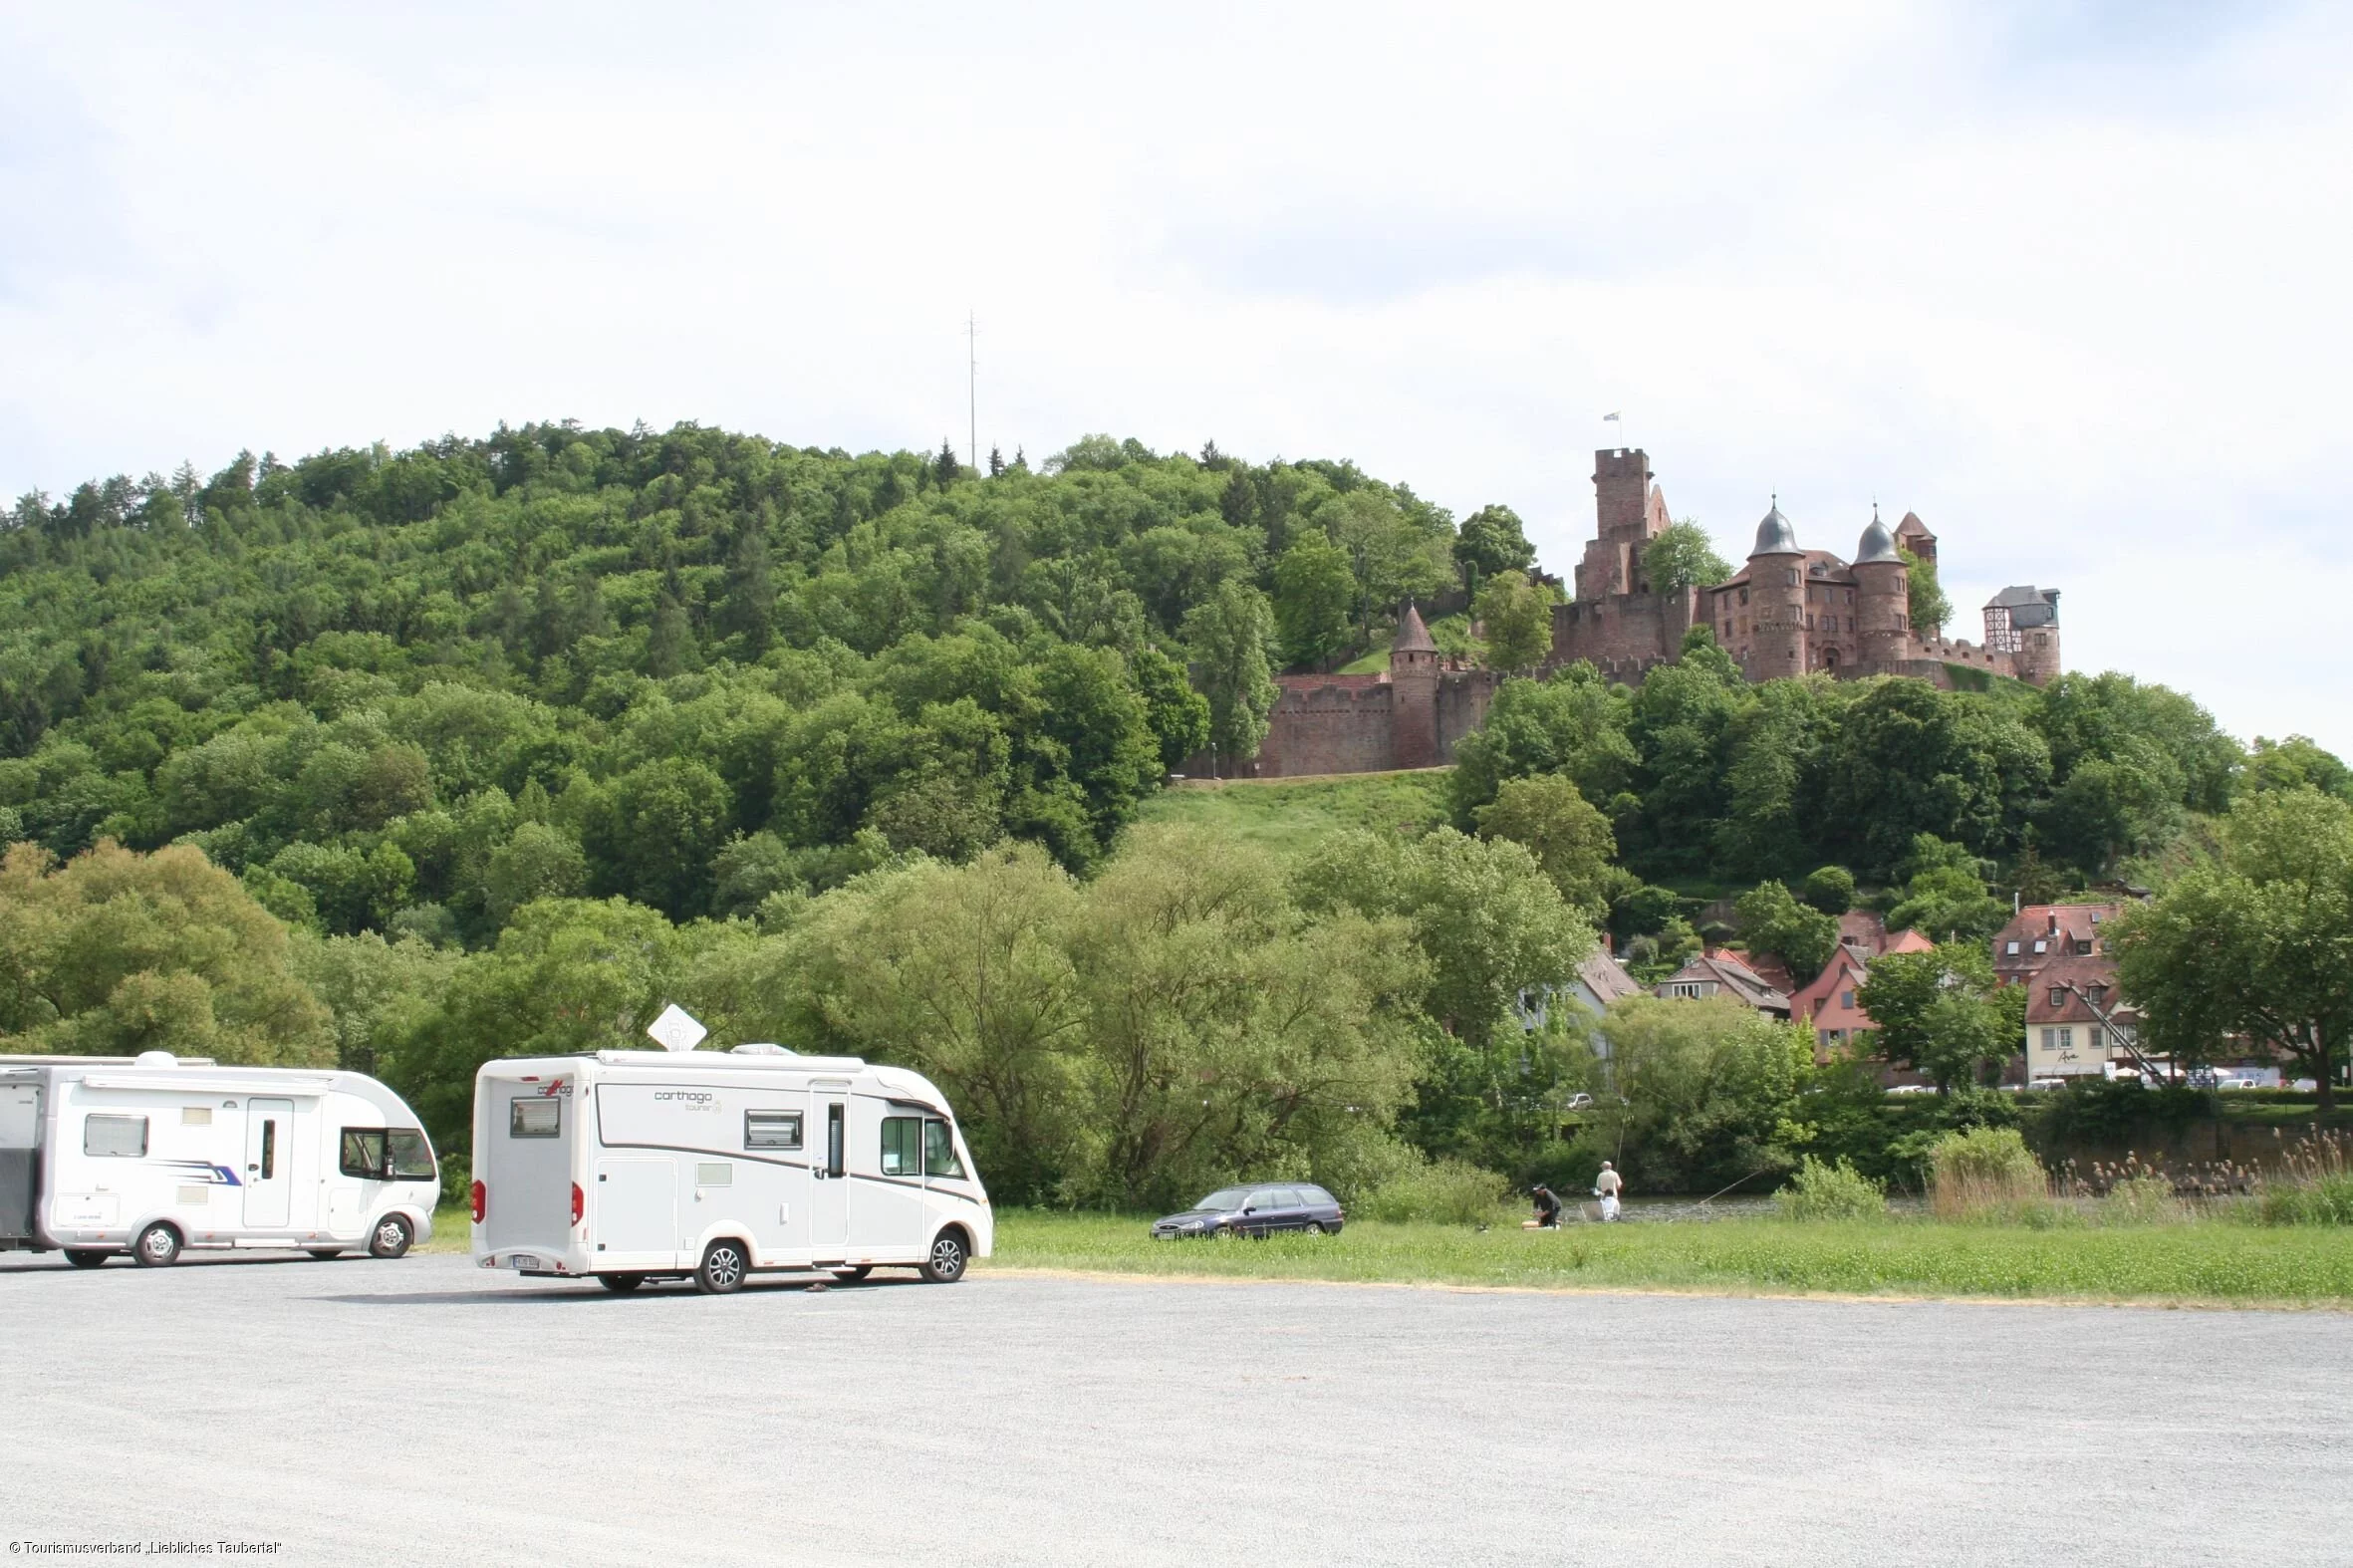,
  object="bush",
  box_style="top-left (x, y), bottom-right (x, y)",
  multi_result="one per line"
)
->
top-left (2258, 1175), bottom-right (2353, 1226)
top-left (1928, 1126), bottom-right (2050, 1222)
top-left (1801, 866), bottom-right (1855, 915)
top-left (1357, 1154), bottom-right (1513, 1225)
top-left (1776, 1156), bottom-right (1886, 1221)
